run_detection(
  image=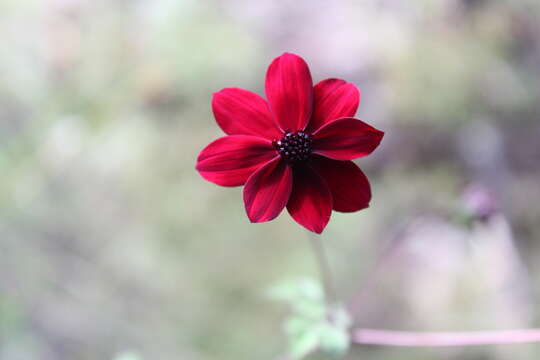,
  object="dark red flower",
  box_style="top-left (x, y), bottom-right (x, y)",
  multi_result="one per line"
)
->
top-left (196, 53), bottom-right (384, 233)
